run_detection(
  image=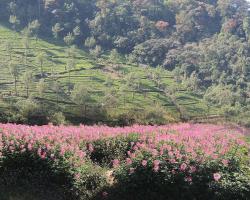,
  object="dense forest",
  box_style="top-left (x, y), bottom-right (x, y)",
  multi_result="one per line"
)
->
top-left (0, 0), bottom-right (249, 126)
